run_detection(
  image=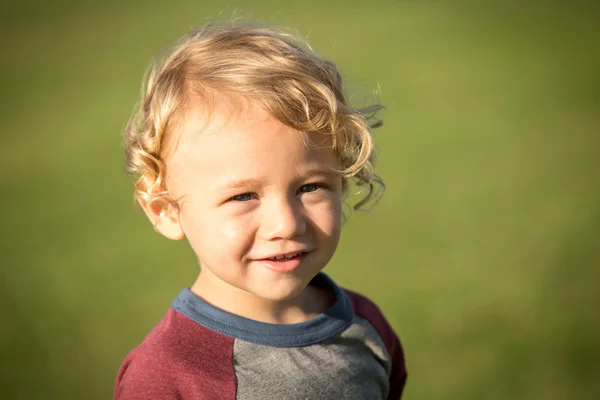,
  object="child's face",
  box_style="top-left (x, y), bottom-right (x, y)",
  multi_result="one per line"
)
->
top-left (165, 105), bottom-right (343, 303)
